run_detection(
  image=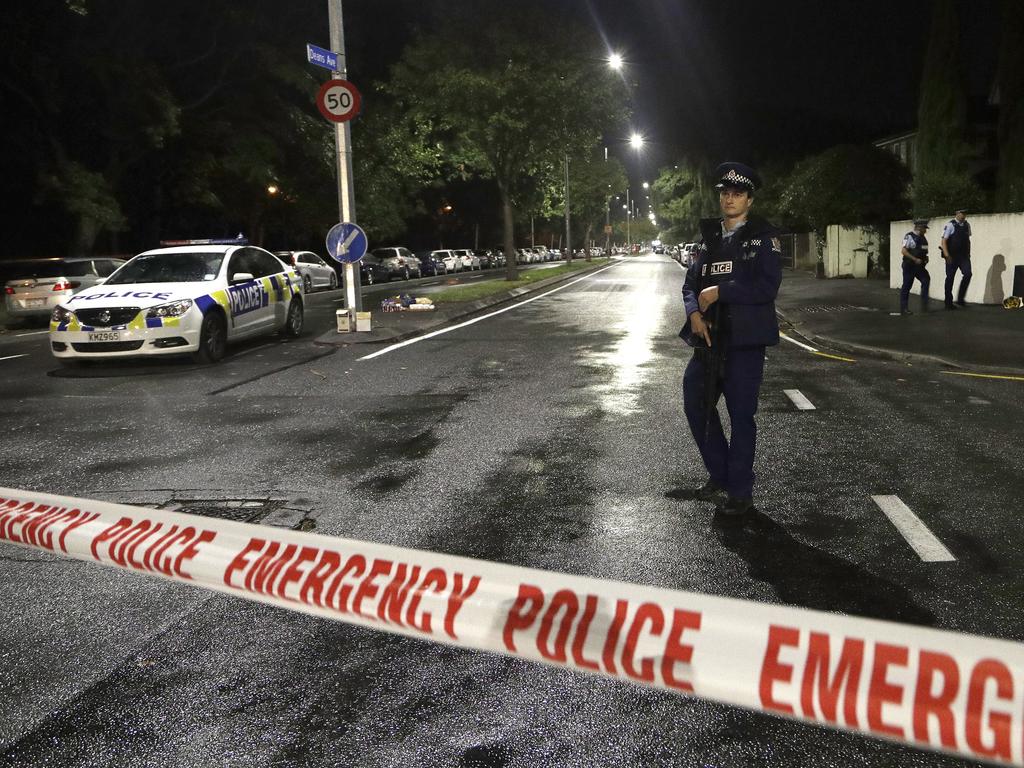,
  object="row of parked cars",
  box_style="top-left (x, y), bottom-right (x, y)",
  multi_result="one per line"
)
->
top-left (670, 243), bottom-right (698, 268)
top-left (2, 242), bottom-right (582, 327)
